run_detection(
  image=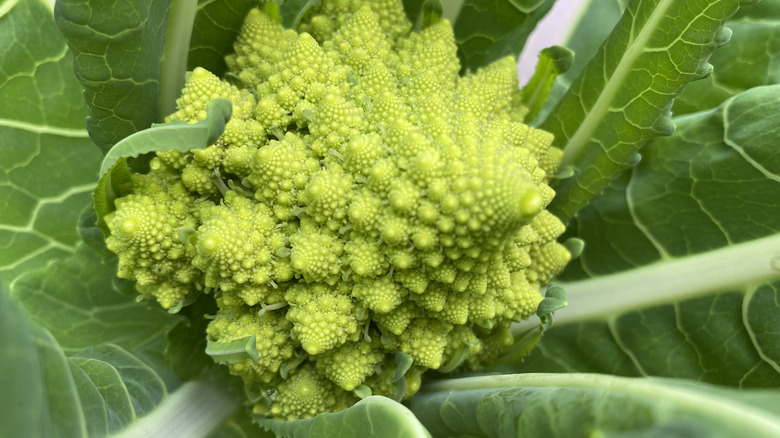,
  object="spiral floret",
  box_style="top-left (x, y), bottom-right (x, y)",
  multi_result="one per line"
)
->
top-left (105, 0), bottom-right (571, 421)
